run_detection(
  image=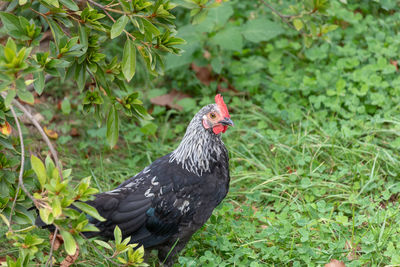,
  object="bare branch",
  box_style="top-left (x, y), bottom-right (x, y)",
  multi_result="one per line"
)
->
top-left (1, 92), bottom-right (64, 181)
top-left (0, 1), bottom-right (9, 11)
top-left (13, 100), bottom-right (63, 180)
top-left (45, 227), bottom-right (59, 267)
top-left (7, 105), bottom-right (26, 231)
top-left (259, 0), bottom-right (296, 30)
top-left (260, 0), bottom-right (294, 18)
top-left (87, 0), bottom-right (125, 14)
top-left (9, 106), bottom-right (36, 201)
top-left (86, 0), bottom-right (137, 41)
